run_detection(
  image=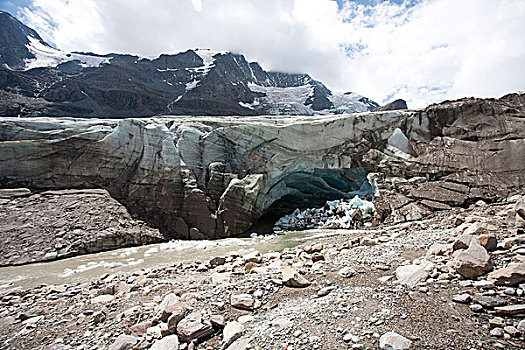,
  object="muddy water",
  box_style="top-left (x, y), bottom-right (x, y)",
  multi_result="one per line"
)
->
top-left (0, 231), bottom-right (317, 291)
